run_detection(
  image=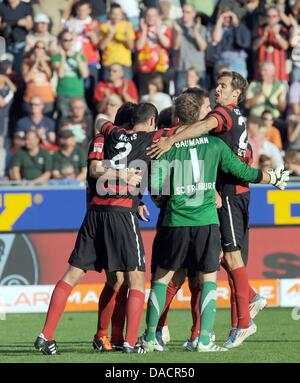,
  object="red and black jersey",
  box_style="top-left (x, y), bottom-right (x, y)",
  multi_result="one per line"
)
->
top-left (86, 133), bottom-right (105, 208)
top-left (209, 104), bottom-right (252, 195)
top-left (89, 121), bottom-right (179, 212)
